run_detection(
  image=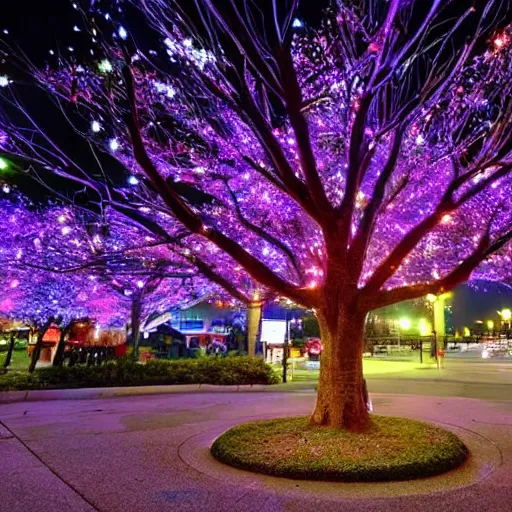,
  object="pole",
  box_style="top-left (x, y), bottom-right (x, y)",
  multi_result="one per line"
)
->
top-left (282, 311), bottom-right (288, 383)
top-left (246, 300), bottom-right (262, 357)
